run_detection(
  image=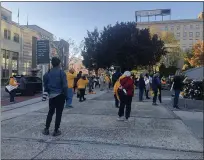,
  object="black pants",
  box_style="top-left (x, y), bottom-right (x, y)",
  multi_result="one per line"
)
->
top-left (118, 95), bottom-right (132, 119)
top-left (89, 84), bottom-right (93, 92)
top-left (45, 94), bottom-right (65, 131)
top-left (114, 94), bottom-right (119, 107)
top-left (9, 89), bottom-right (16, 102)
top-left (153, 90), bottom-right (158, 103)
top-left (158, 88), bottom-right (162, 103)
top-left (145, 89), bottom-right (150, 98)
top-left (79, 89), bottom-right (85, 101)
